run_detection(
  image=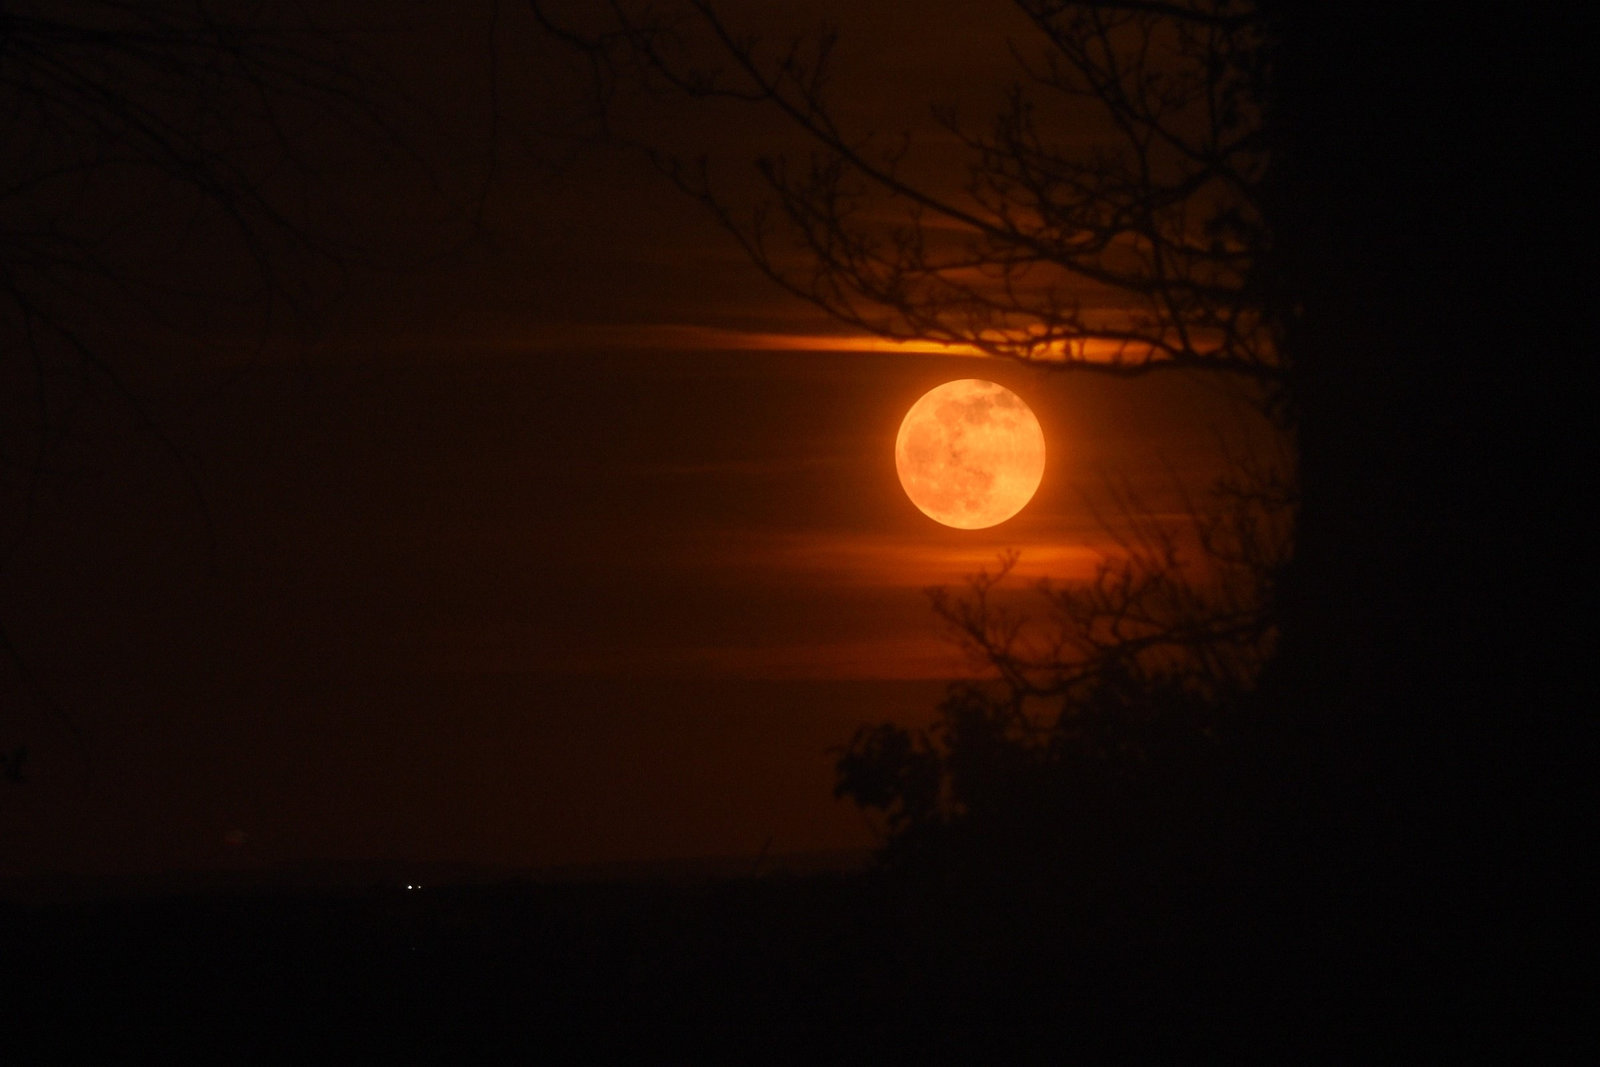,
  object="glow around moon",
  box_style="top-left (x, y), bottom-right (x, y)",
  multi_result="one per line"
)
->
top-left (895, 379), bottom-right (1046, 529)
